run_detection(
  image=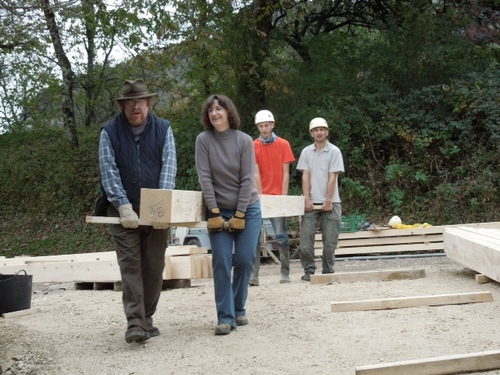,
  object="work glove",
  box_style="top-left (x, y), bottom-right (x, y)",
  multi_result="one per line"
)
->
top-left (207, 208), bottom-right (226, 233)
top-left (226, 210), bottom-right (245, 233)
top-left (151, 221), bottom-right (169, 230)
top-left (118, 204), bottom-right (139, 229)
